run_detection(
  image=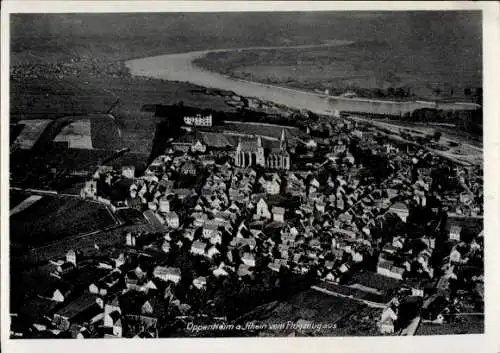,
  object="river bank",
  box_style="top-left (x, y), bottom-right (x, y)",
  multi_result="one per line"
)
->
top-left (125, 43), bottom-right (480, 117)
